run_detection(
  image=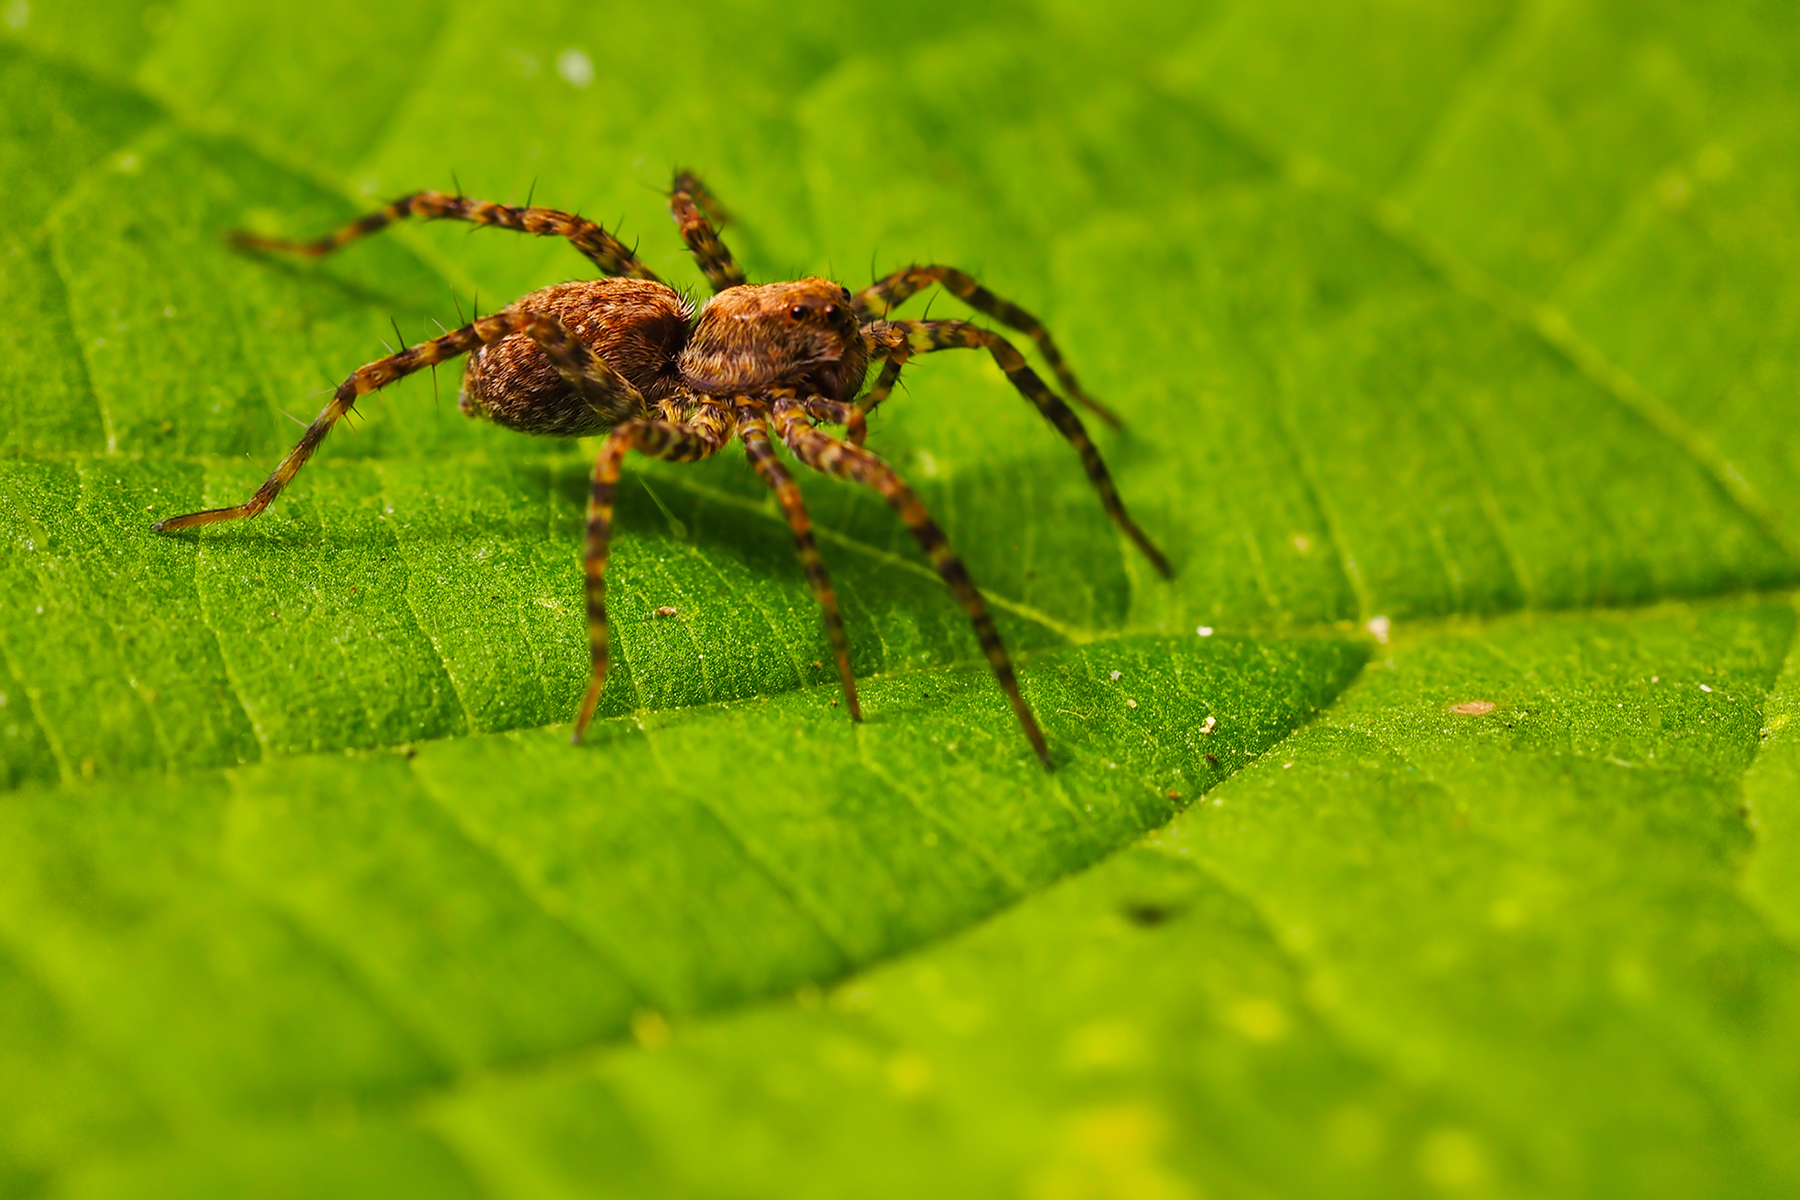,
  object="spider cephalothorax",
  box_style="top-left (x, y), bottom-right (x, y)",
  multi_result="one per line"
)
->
top-left (681, 279), bottom-right (871, 400)
top-left (156, 172), bottom-right (1171, 767)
